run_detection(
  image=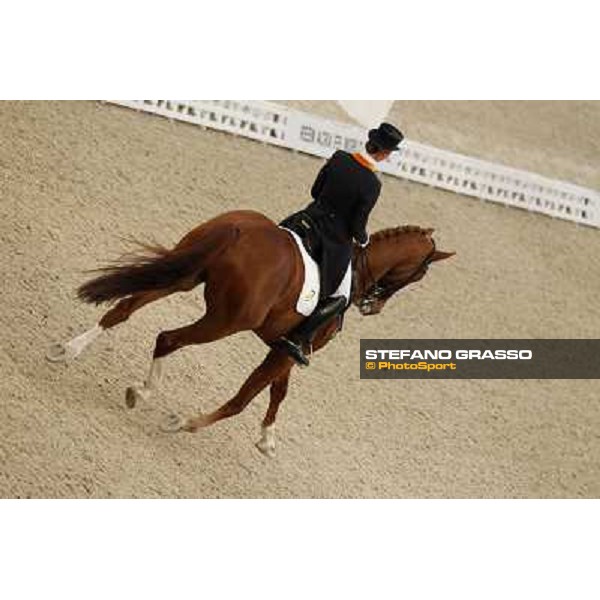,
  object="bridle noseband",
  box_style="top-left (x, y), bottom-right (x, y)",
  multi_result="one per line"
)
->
top-left (356, 237), bottom-right (437, 313)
